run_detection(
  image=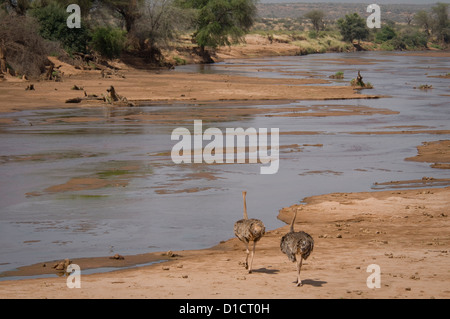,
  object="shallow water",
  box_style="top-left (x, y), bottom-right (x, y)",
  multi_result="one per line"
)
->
top-left (0, 52), bottom-right (449, 275)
